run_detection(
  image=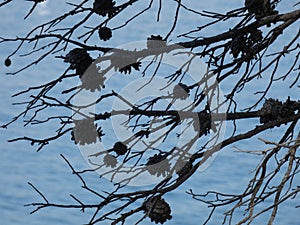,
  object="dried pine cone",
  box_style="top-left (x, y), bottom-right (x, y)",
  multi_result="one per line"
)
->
top-left (144, 196), bottom-right (172, 224)
top-left (71, 118), bottom-right (101, 145)
top-left (98, 27), bottom-right (112, 41)
top-left (64, 48), bottom-right (93, 77)
top-left (146, 153), bottom-right (170, 177)
top-left (230, 31), bottom-right (262, 60)
top-left (245, 0), bottom-right (278, 20)
top-left (173, 83), bottom-right (190, 100)
top-left (260, 98), bottom-right (296, 124)
top-left (80, 64), bottom-right (106, 92)
top-left (113, 141), bottom-right (128, 155)
top-left (260, 98), bottom-right (282, 124)
top-left (93, 0), bottom-right (116, 17)
top-left (103, 153), bottom-right (117, 168)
